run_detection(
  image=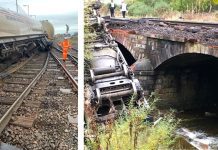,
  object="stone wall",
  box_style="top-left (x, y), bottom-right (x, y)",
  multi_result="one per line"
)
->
top-left (110, 30), bottom-right (146, 60)
top-left (154, 67), bottom-right (218, 111)
top-left (110, 29), bottom-right (218, 69)
top-left (110, 29), bottom-right (218, 110)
